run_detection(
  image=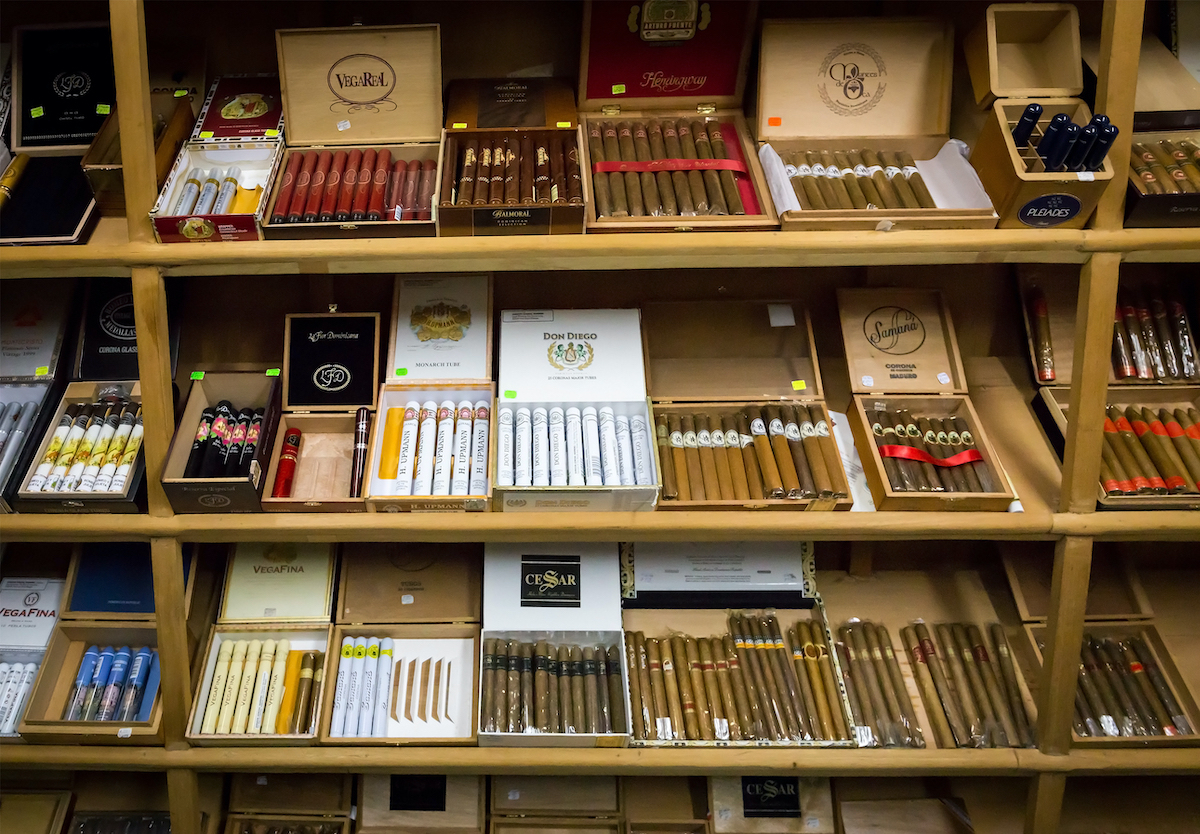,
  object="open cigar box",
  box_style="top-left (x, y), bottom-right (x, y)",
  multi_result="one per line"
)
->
top-left (577, 0), bottom-right (776, 232)
top-left (623, 777), bottom-right (711, 834)
top-left (643, 300), bottom-right (850, 511)
top-left (359, 775), bottom-right (484, 834)
top-left (186, 543), bottom-right (334, 746)
top-left (438, 78), bottom-right (586, 236)
top-left (223, 773), bottom-right (352, 834)
top-left (492, 776), bottom-right (621, 834)
top-left (262, 25), bottom-right (443, 240)
top-left (318, 542), bottom-right (480, 746)
top-left (999, 542), bottom-right (1152, 624)
top-left (621, 541), bottom-right (854, 748)
top-left (366, 274), bottom-right (494, 512)
top-left (709, 777), bottom-right (833, 834)
top-left (0, 573), bottom-right (65, 743)
top-left (756, 18), bottom-right (997, 232)
top-left (838, 288), bottom-right (1017, 511)
top-left (261, 312), bottom-right (380, 512)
